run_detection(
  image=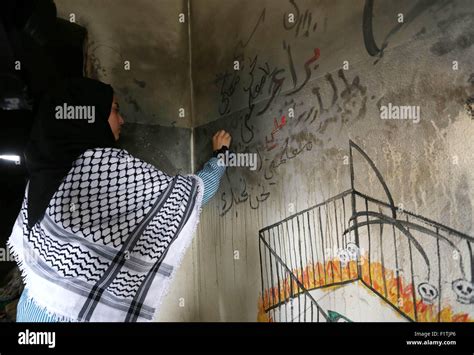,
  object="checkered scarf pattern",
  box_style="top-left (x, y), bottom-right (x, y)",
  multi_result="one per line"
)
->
top-left (8, 148), bottom-right (203, 322)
